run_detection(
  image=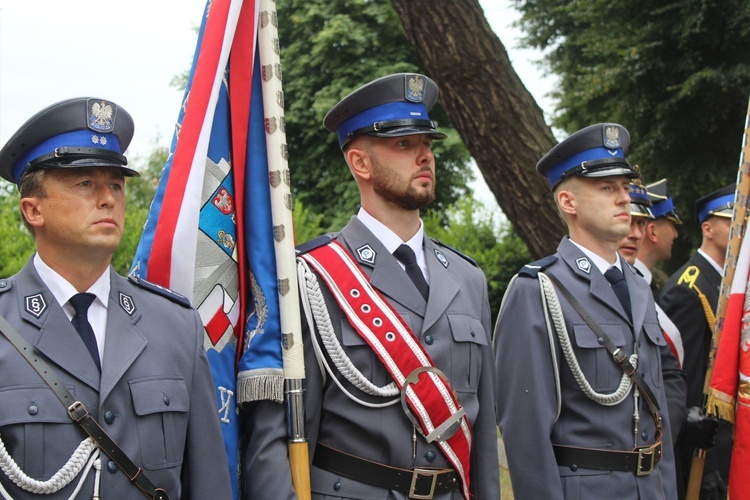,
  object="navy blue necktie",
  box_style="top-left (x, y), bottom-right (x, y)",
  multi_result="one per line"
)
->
top-left (604, 267), bottom-right (632, 321)
top-left (393, 244), bottom-right (429, 300)
top-left (70, 293), bottom-right (101, 371)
